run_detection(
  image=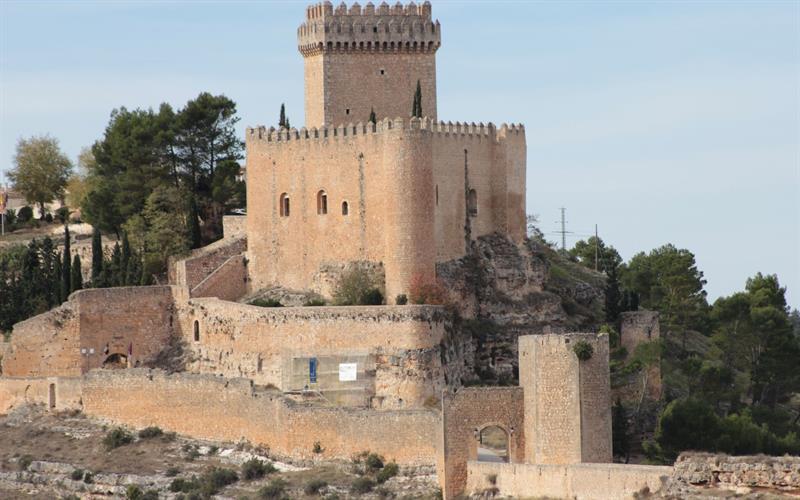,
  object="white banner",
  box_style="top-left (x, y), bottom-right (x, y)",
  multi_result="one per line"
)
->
top-left (338, 363), bottom-right (357, 381)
